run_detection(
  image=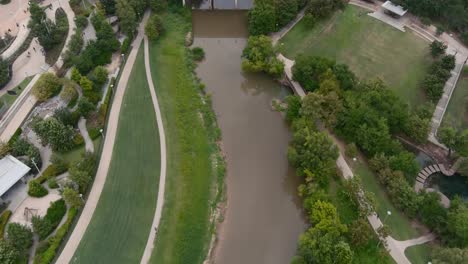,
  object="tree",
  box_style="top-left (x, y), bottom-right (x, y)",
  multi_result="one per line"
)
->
top-left (100, 0), bottom-right (116, 14)
top-left (33, 117), bottom-right (75, 152)
top-left (145, 14), bottom-right (163, 41)
top-left (334, 241), bottom-right (353, 264)
top-left (116, 0), bottom-right (137, 36)
top-left (248, 0), bottom-right (276, 35)
top-left (307, 0), bottom-right (344, 19)
top-left (71, 67), bottom-right (82, 83)
top-left (62, 187), bottom-right (83, 208)
top-left (0, 240), bottom-right (19, 264)
top-left (89, 66), bottom-right (108, 87)
top-left (418, 191), bottom-right (447, 233)
top-left (447, 198), bottom-right (468, 247)
top-left (288, 123), bottom-right (338, 186)
top-left (32, 73), bottom-right (62, 101)
top-left (150, 0), bottom-right (167, 12)
top-left (241, 35), bottom-right (284, 78)
top-left (77, 97), bottom-right (96, 118)
top-left (69, 166), bottom-right (92, 192)
top-left (28, 180), bottom-right (48, 197)
top-left (6, 223), bottom-right (33, 251)
top-left (439, 126), bottom-right (458, 157)
top-left (54, 107), bottom-right (78, 127)
top-left (285, 95), bottom-right (302, 122)
top-left (292, 55), bottom-right (335, 92)
top-left (431, 247), bottom-right (468, 264)
top-left (79, 76), bottom-right (93, 91)
top-left (275, 0), bottom-right (298, 27)
top-left (349, 219), bottom-right (372, 247)
top-left (430, 40), bottom-right (447, 57)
